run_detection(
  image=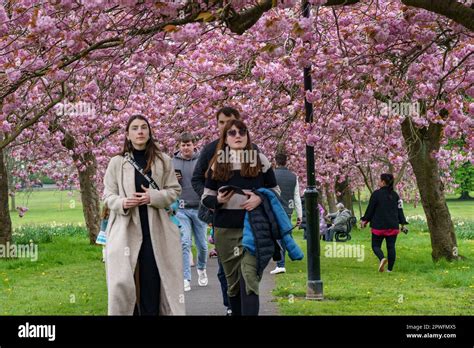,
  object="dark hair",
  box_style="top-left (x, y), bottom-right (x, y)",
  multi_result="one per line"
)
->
top-left (177, 132), bottom-right (195, 144)
top-left (215, 106), bottom-right (241, 121)
top-left (380, 173), bottom-right (395, 198)
top-left (275, 153), bottom-right (287, 166)
top-left (208, 119), bottom-right (261, 181)
top-left (121, 114), bottom-right (163, 173)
